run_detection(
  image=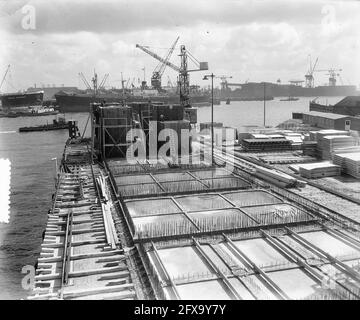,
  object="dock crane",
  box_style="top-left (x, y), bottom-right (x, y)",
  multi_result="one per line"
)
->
top-left (136, 37), bottom-right (180, 91)
top-left (136, 40), bottom-right (208, 107)
top-left (0, 65), bottom-right (11, 93)
top-left (217, 75), bottom-right (233, 90)
top-left (314, 68), bottom-right (342, 86)
top-left (305, 55), bottom-right (319, 88)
